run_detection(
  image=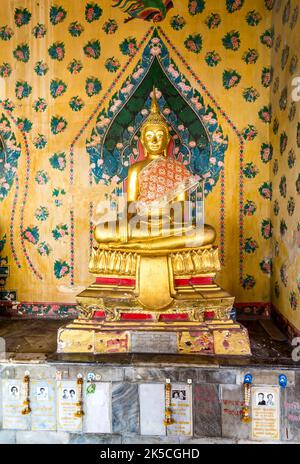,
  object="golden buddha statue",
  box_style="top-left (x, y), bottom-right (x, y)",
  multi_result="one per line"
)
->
top-left (94, 90), bottom-right (216, 250)
top-left (57, 89), bottom-right (251, 357)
